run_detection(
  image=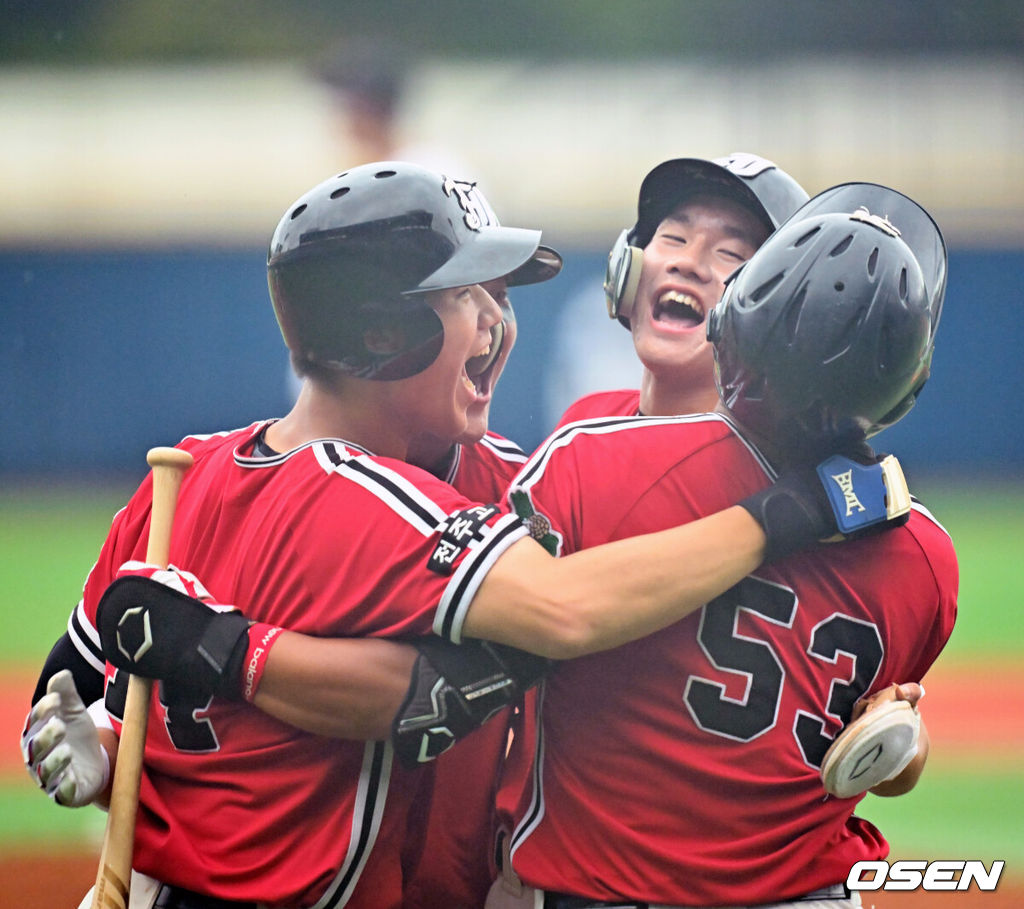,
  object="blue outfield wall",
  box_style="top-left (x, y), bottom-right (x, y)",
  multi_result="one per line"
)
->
top-left (2, 247), bottom-right (1022, 480)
